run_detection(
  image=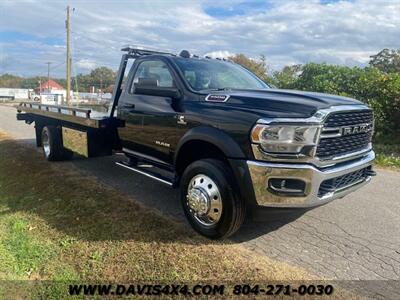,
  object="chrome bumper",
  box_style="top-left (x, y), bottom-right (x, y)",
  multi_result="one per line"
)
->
top-left (247, 150), bottom-right (375, 208)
